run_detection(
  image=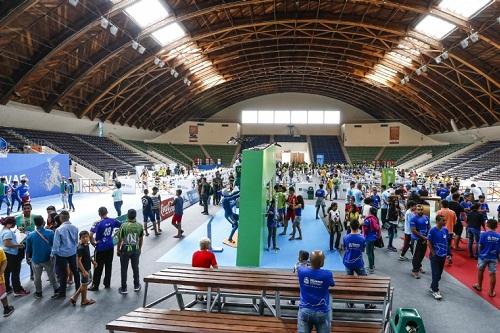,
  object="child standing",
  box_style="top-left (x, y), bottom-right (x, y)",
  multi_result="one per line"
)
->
top-left (386, 198), bottom-right (400, 252)
top-left (274, 185), bottom-right (286, 227)
top-left (141, 189), bottom-right (157, 236)
top-left (70, 231), bottom-right (96, 306)
top-left (151, 187), bottom-right (162, 234)
top-left (0, 247), bottom-right (15, 317)
top-left (280, 187), bottom-right (296, 236)
top-left (289, 195), bottom-right (304, 240)
top-left (328, 202), bottom-right (342, 251)
top-left (473, 219), bottom-right (499, 297)
top-left (266, 199), bottom-right (279, 252)
top-left (291, 250), bottom-right (310, 305)
top-left (344, 201), bottom-right (359, 235)
top-left (170, 190), bottom-right (184, 238)
top-left (427, 215), bottom-right (449, 300)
